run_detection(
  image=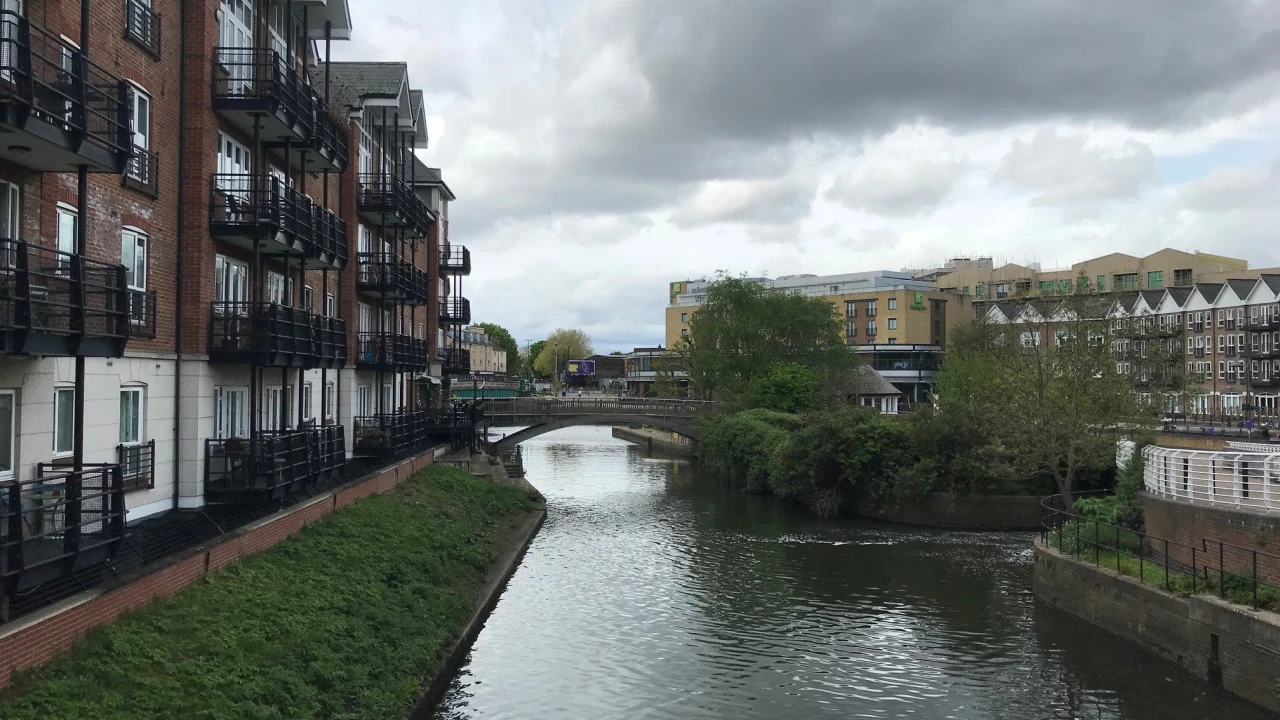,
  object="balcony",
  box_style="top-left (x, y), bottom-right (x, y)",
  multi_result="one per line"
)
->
top-left (124, 0), bottom-right (161, 59)
top-left (1252, 376), bottom-right (1280, 388)
top-left (443, 346), bottom-right (470, 373)
top-left (204, 426), bottom-right (346, 504)
top-left (122, 146), bottom-right (159, 197)
top-left (119, 439), bottom-right (155, 492)
top-left (353, 411), bottom-right (429, 457)
top-left (1246, 346), bottom-right (1280, 360)
top-left (356, 252), bottom-right (429, 304)
top-left (357, 173), bottom-right (432, 236)
top-left (1250, 316), bottom-right (1280, 330)
top-left (0, 11), bottom-right (132, 172)
top-left (0, 240), bottom-right (130, 356)
top-left (439, 245), bottom-right (471, 276)
top-left (209, 174), bottom-right (346, 270)
top-left (208, 301), bottom-right (346, 369)
top-left (127, 289), bottom-right (156, 339)
top-left (356, 332), bottom-right (429, 372)
top-left (439, 296), bottom-right (471, 326)
top-left (1, 464), bottom-right (126, 595)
